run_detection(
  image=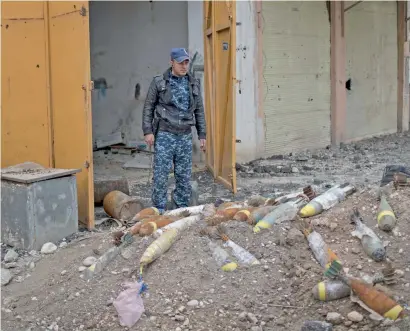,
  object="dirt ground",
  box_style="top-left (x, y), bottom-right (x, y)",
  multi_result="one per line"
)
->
top-left (2, 132), bottom-right (410, 331)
